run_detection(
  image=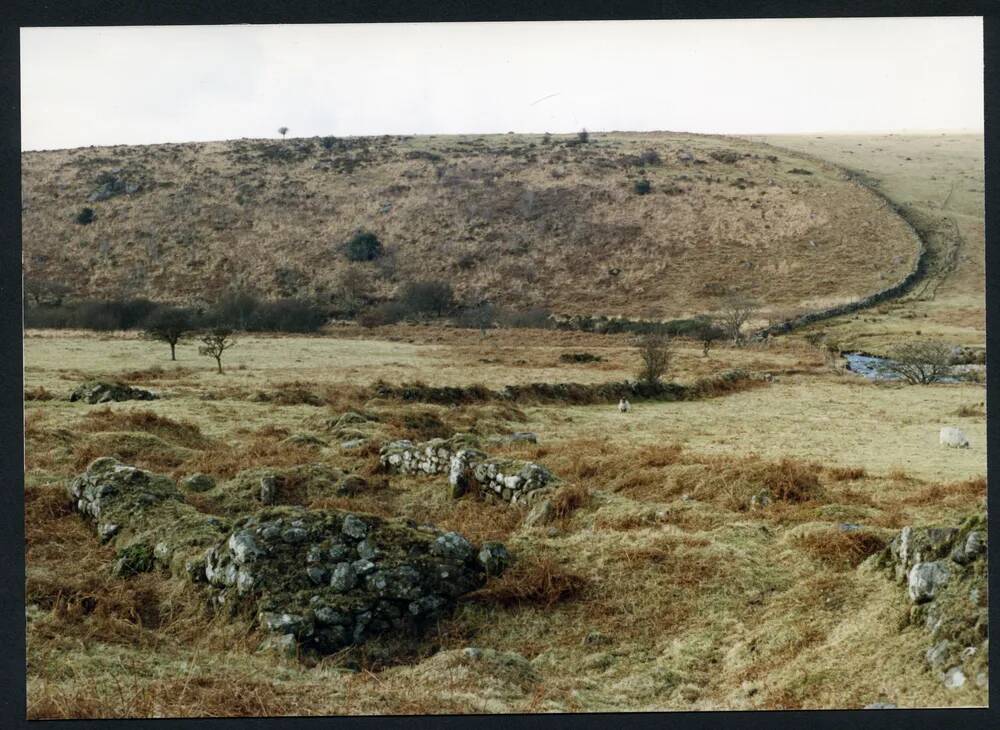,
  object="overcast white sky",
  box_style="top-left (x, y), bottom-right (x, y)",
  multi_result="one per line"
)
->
top-left (21, 17), bottom-right (983, 150)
